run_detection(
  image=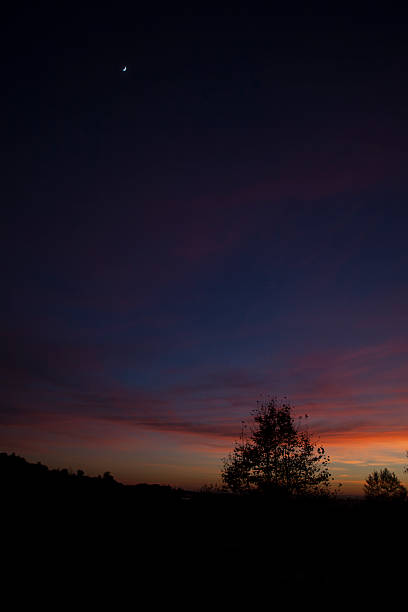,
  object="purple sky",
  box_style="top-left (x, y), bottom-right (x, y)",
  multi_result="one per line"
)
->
top-left (2, 7), bottom-right (408, 492)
